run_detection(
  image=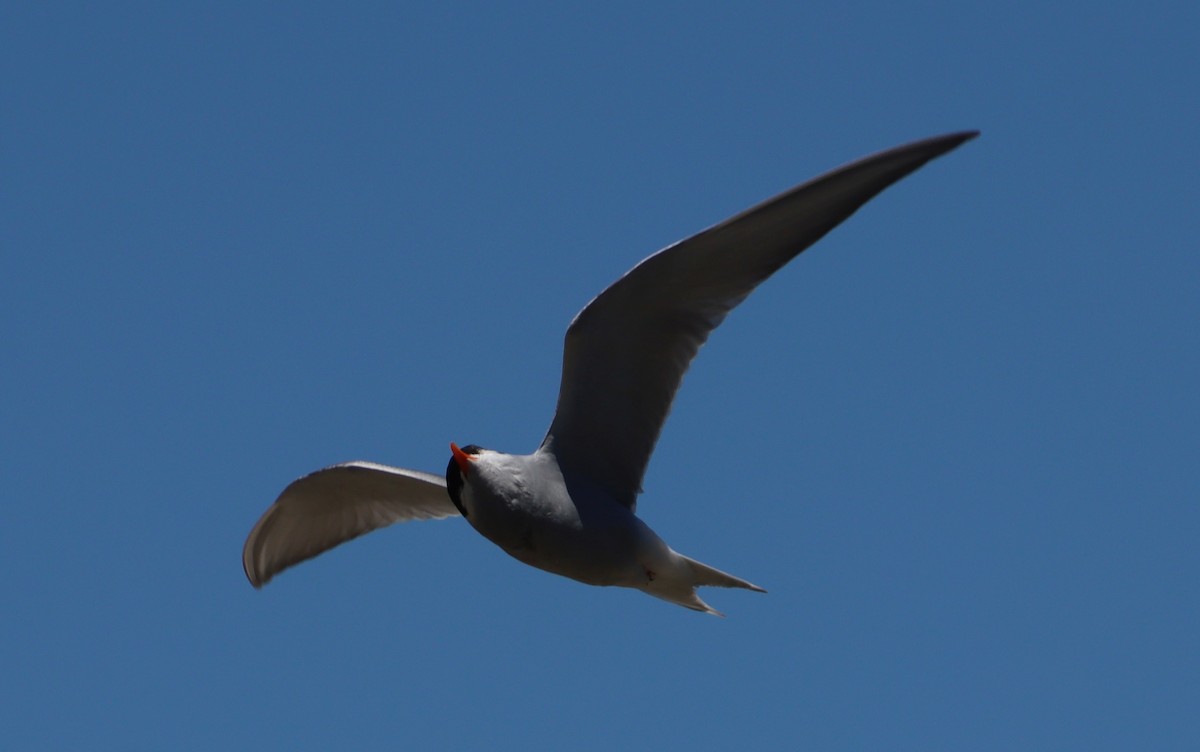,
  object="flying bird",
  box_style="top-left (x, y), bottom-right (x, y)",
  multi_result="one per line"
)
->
top-left (242, 131), bottom-right (978, 614)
